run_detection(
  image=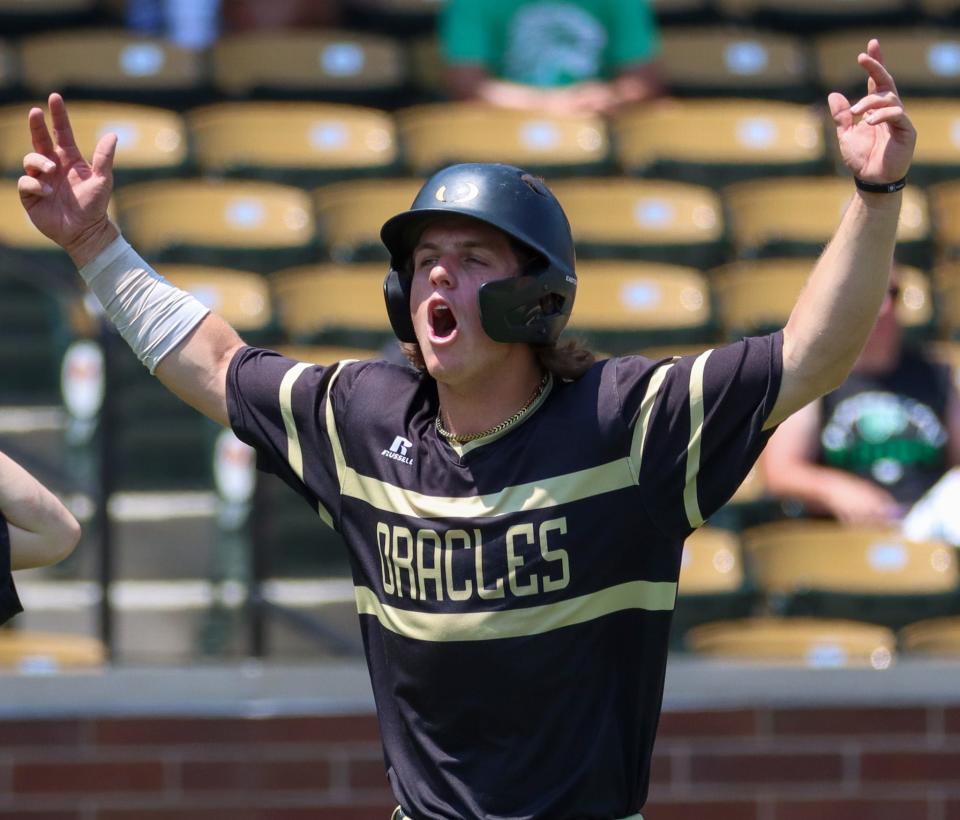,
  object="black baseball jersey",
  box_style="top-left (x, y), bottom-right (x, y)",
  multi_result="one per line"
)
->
top-left (819, 347), bottom-right (951, 507)
top-left (227, 332), bottom-right (782, 820)
top-left (0, 512), bottom-right (23, 626)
